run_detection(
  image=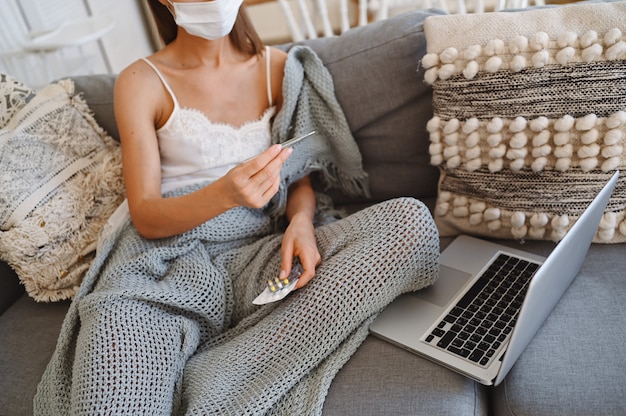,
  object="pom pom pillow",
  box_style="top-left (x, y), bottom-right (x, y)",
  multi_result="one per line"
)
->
top-left (0, 76), bottom-right (125, 301)
top-left (422, 1), bottom-right (626, 243)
